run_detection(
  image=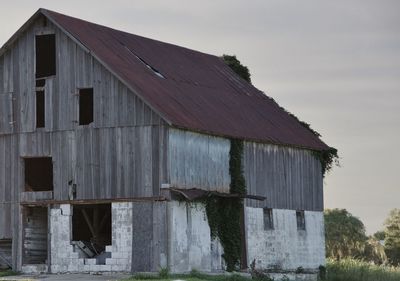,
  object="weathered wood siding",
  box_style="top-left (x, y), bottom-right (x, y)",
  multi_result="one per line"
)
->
top-left (0, 134), bottom-right (18, 240)
top-left (0, 239), bottom-right (12, 268)
top-left (131, 201), bottom-right (168, 272)
top-left (168, 128), bottom-right (230, 192)
top-left (243, 142), bottom-right (323, 211)
top-left (0, 204), bottom-right (12, 239)
top-left (0, 15), bottom-right (164, 136)
top-left (0, 14), bottom-right (168, 196)
top-left (23, 207), bottom-right (48, 265)
top-left (0, 127), bottom-right (167, 202)
top-left (0, 15), bottom-right (169, 270)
